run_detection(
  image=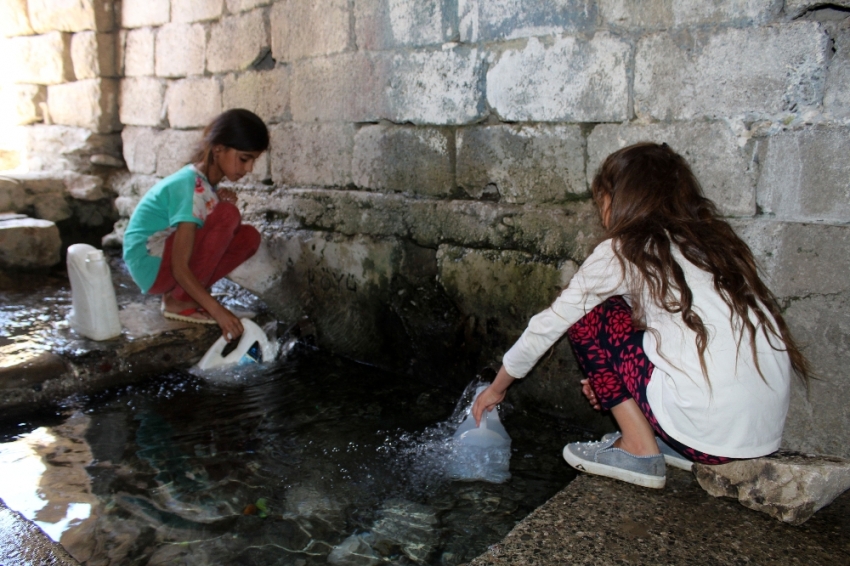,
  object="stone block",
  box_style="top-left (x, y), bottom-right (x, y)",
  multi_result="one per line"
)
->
top-left (227, 240), bottom-right (282, 295)
top-left (4, 173), bottom-right (71, 221)
top-left (355, 0), bottom-right (448, 50)
top-left (0, 179), bottom-right (27, 212)
top-left (0, 84), bottom-right (46, 125)
top-left (222, 67), bottom-right (289, 123)
top-left (121, 0), bottom-right (170, 29)
top-left (694, 451), bottom-right (850, 525)
top-left (207, 9), bottom-right (269, 74)
top-left (824, 28), bottom-right (850, 119)
top-left (71, 32), bottom-right (116, 79)
top-left (459, 0), bottom-right (595, 43)
top-left (734, 220), bottom-right (850, 297)
top-left (64, 172), bottom-right (107, 200)
top-left (122, 126), bottom-right (158, 174)
top-left (269, 122), bottom-right (354, 186)
top-left (438, 245), bottom-right (576, 335)
top-left (155, 129), bottom-right (200, 177)
top-left (487, 33), bottom-right (630, 123)
top-left (781, 293), bottom-right (850, 459)
top-left (172, 0), bottom-right (224, 23)
top-left (28, 0), bottom-right (115, 33)
top-left (290, 53), bottom-right (387, 122)
top-left (757, 126), bottom-right (850, 223)
top-left (785, 0), bottom-right (850, 18)
top-left (119, 77), bottom-right (166, 127)
top-left (387, 46), bottom-right (487, 125)
top-left (352, 125), bottom-right (453, 197)
top-left (588, 122), bottom-right (757, 217)
top-left (226, 0), bottom-right (271, 14)
top-left (18, 125), bottom-right (122, 173)
top-left (47, 78), bottom-right (120, 133)
top-left (598, 0), bottom-right (780, 30)
top-left (7, 32), bottom-right (74, 85)
top-left (635, 23), bottom-right (828, 121)
top-left (270, 0), bottom-right (350, 62)
top-left (165, 77), bottom-right (222, 129)
top-left (457, 124), bottom-right (585, 204)
top-left (0, 0), bottom-right (33, 37)
top-left (155, 23), bottom-right (206, 78)
top-left (121, 28), bottom-right (154, 77)
top-left (0, 217), bottom-right (61, 269)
